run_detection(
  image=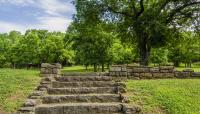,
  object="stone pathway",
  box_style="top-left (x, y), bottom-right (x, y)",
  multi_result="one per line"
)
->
top-left (35, 75), bottom-right (140, 114)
